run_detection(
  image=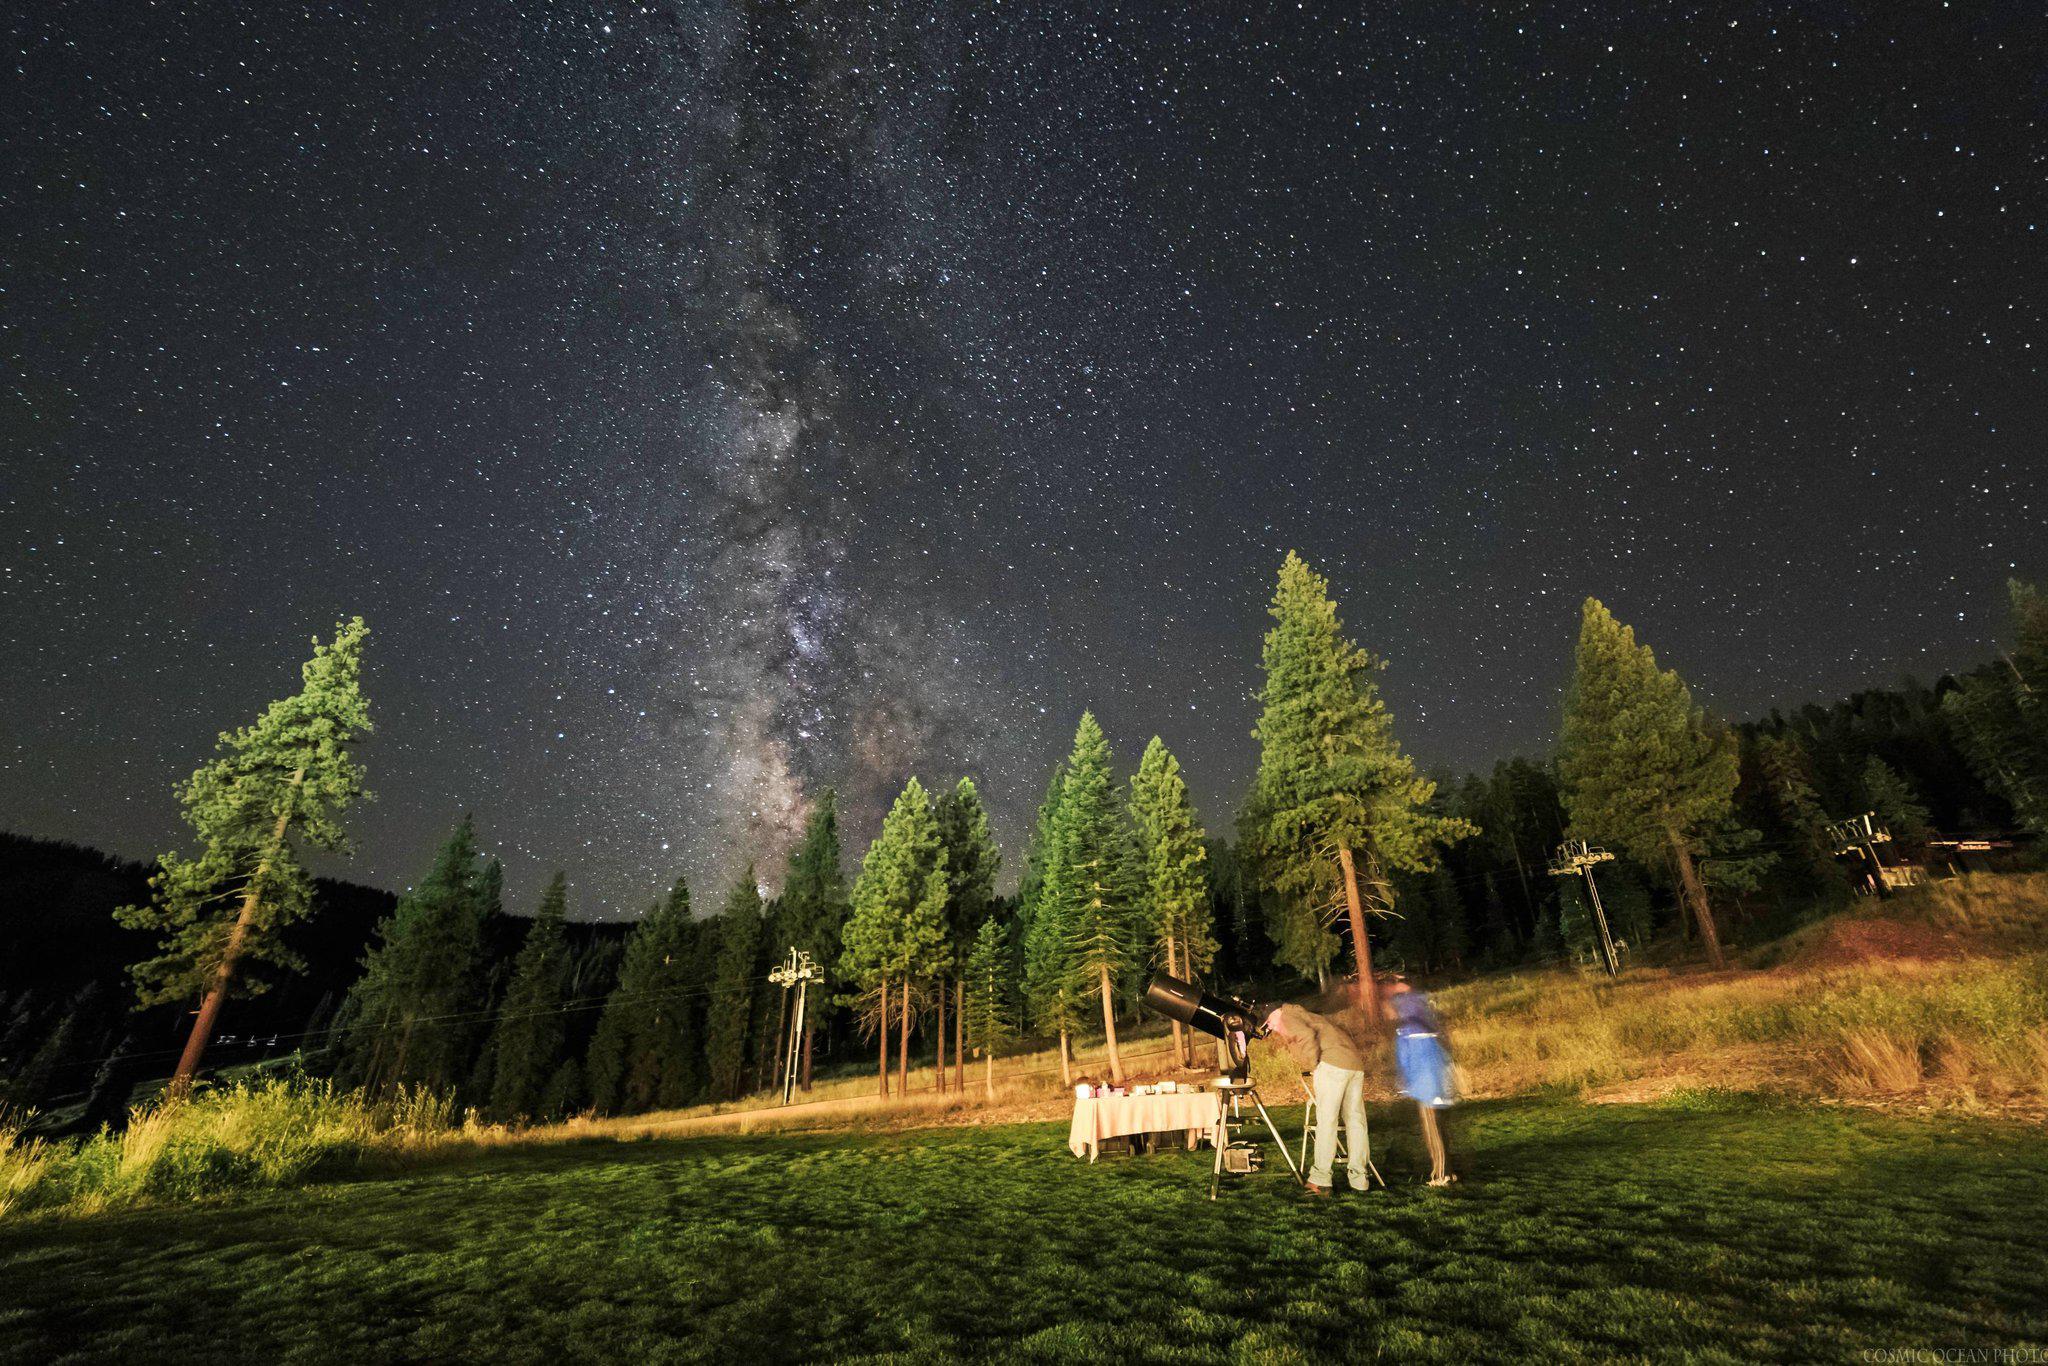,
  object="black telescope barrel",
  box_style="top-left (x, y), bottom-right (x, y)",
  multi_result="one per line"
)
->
top-left (1143, 972), bottom-right (1263, 1042)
